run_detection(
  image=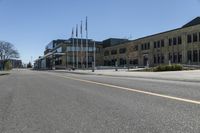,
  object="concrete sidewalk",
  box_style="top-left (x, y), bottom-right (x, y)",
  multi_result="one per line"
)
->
top-left (53, 69), bottom-right (200, 82)
top-left (0, 71), bottom-right (10, 76)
